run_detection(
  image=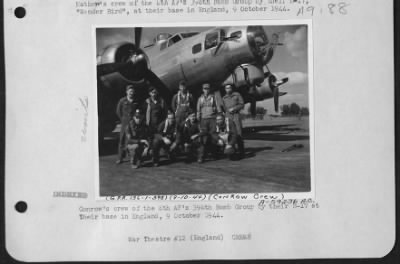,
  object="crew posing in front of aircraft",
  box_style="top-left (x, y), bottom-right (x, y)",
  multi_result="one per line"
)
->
top-left (117, 81), bottom-right (247, 169)
top-left (99, 26), bottom-right (289, 156)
